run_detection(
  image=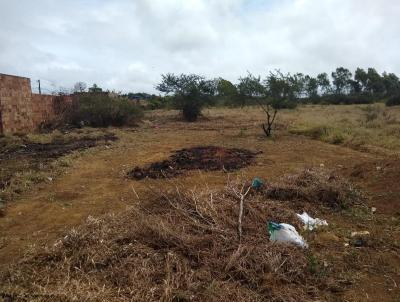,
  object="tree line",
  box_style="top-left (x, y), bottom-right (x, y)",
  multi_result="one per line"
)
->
top-left (156, 67), bottom-right (400, 133)
top-left (213, 67), bottom-right (400, 107)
